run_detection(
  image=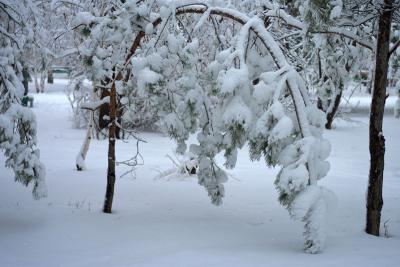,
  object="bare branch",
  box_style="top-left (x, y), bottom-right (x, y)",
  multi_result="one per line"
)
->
top-left (389, 39), bottom-right (400, 56)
